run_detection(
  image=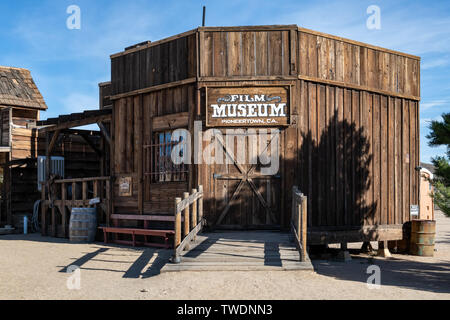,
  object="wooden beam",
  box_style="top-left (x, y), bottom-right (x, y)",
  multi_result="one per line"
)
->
top-left (97, 122), bottom-right (111, 146)
top-left (109, 78), bottom-right (197, 100)
top-left (298, 74), bottom-right (420, 101)
top-left (40, 114), bottom-right (112, 132)
top-left (48, 129), bottom-right (61, 154)
top-left (80, 133), bottom-right (102, 157)
top-left (175, 220), bottom-right (204, 256)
